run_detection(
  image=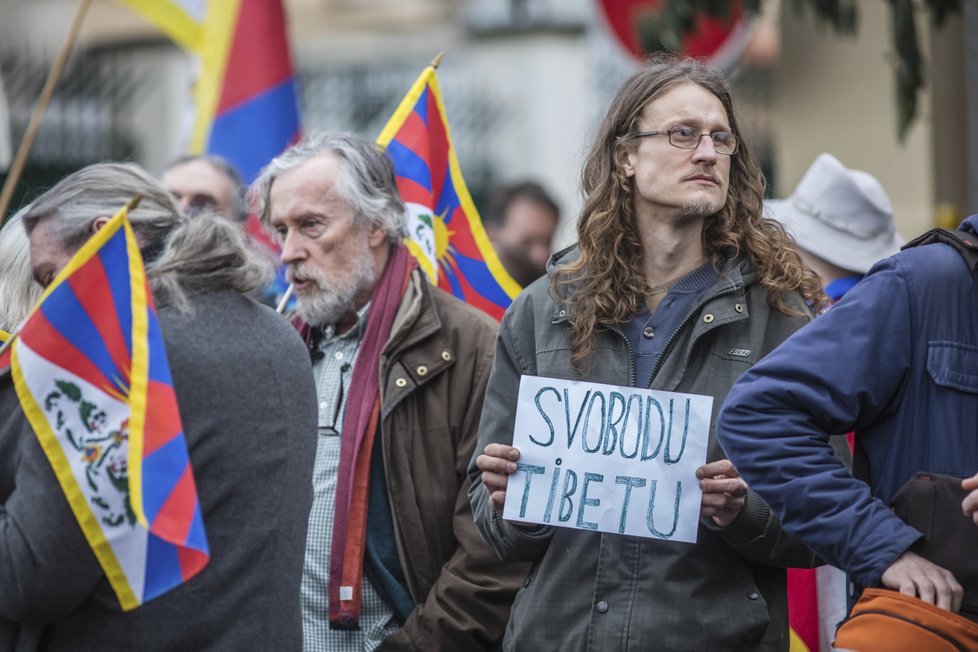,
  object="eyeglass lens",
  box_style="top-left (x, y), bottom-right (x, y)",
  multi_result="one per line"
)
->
top-left (669, 127), bottom-right (737, 155)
